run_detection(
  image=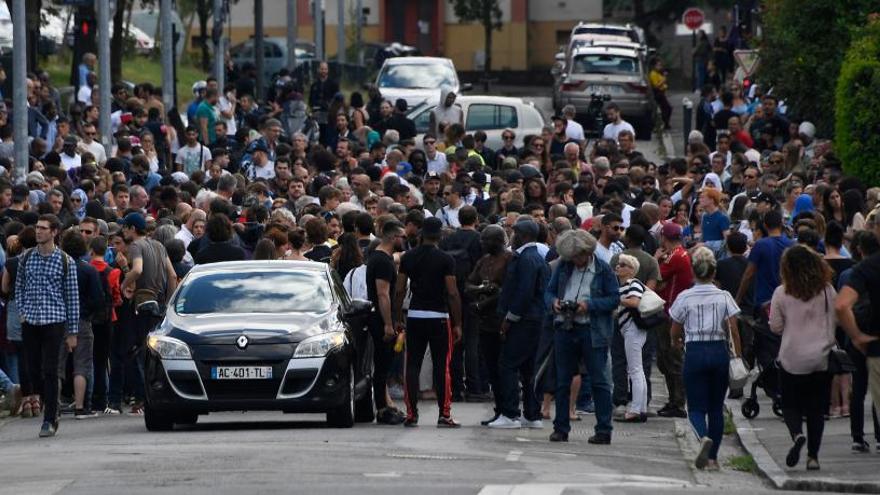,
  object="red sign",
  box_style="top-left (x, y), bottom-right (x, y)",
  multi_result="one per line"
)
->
top-left (682, 8), bottom-right (705, 30)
